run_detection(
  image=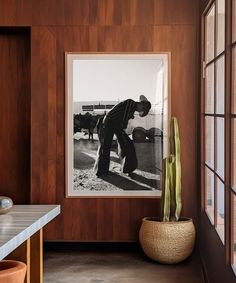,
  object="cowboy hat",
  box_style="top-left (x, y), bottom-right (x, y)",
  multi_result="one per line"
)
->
top-left (139, 95), bottom-right (151, 116)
